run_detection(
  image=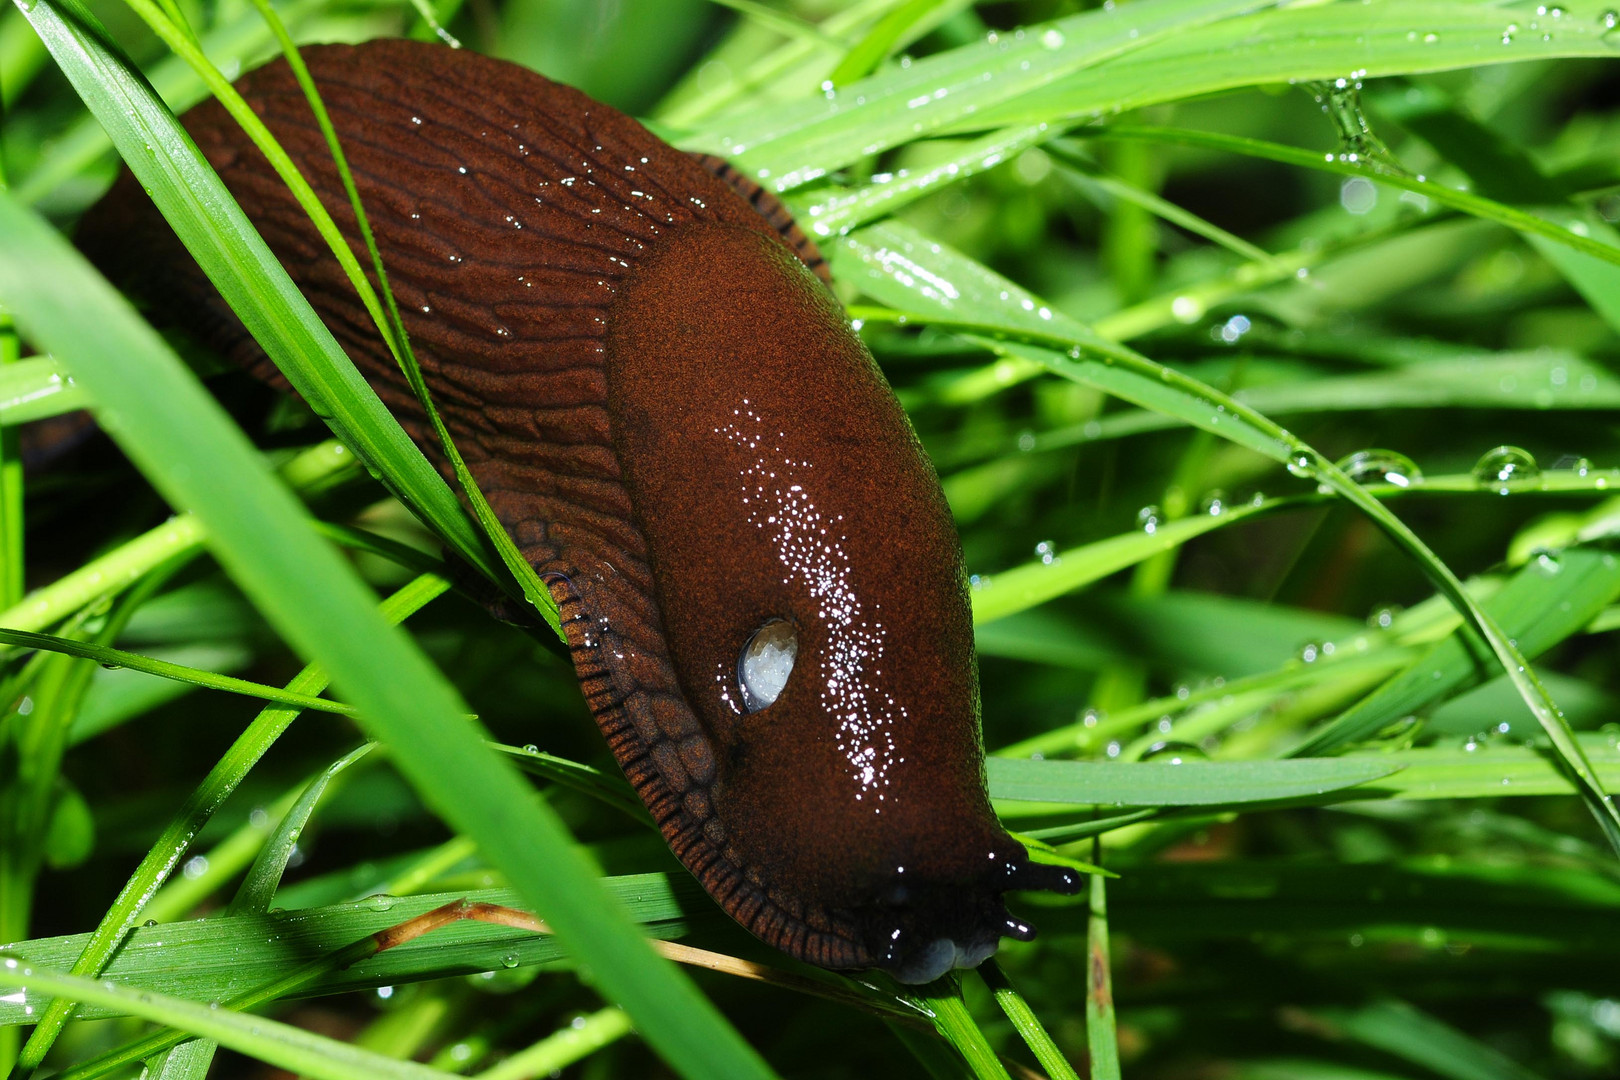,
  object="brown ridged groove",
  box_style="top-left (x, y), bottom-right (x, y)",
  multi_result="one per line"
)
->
top-left (77, 38), bottom-right (1081, 981)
